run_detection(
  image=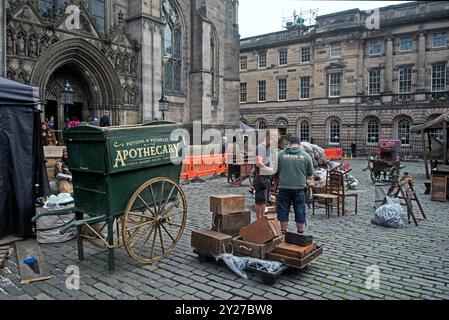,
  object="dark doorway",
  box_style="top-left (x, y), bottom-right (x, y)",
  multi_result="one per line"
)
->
top-left (44, 64), bottom-right (91, 131)
top-left (45, 100), bottom-right (58, 129)
top-left (66, 102), bottom-right (83, 123)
